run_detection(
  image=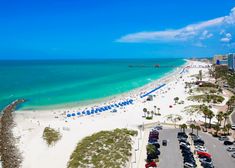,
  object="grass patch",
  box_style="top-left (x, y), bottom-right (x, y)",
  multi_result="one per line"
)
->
top-left (67, 128), bottom-right (137, 168)
top-left (187, 94), bottom-right (224, 103)
top-left (42, 127), bottom-right (62, 146)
